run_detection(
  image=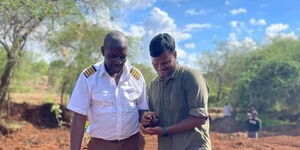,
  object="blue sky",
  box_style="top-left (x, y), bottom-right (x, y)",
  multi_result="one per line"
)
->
top-left (97, 0), bottom-right (299, 66)
top-left (27, 0), bottom-right (300, 66)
